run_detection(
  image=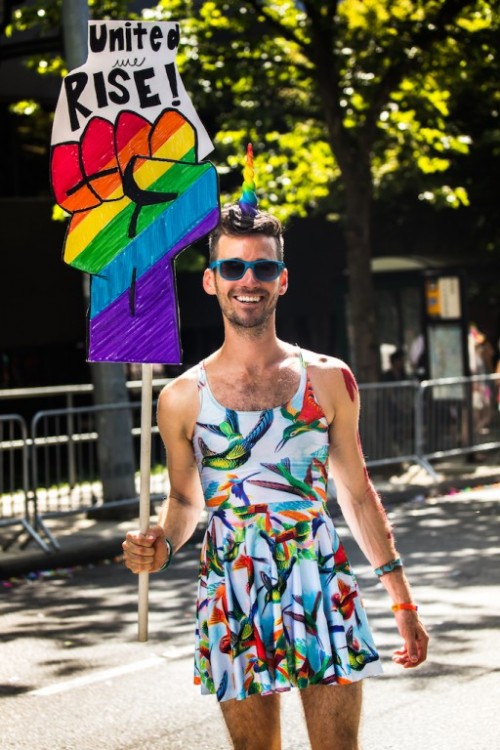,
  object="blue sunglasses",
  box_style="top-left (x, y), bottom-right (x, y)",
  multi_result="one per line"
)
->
top-left (209, 258), bottom-right (285, 282)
